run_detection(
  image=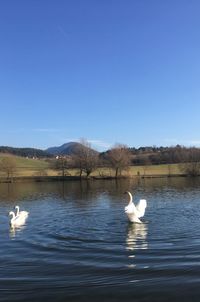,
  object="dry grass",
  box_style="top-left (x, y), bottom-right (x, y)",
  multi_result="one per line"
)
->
top-left (91, 164), bottom-right (183, 177)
